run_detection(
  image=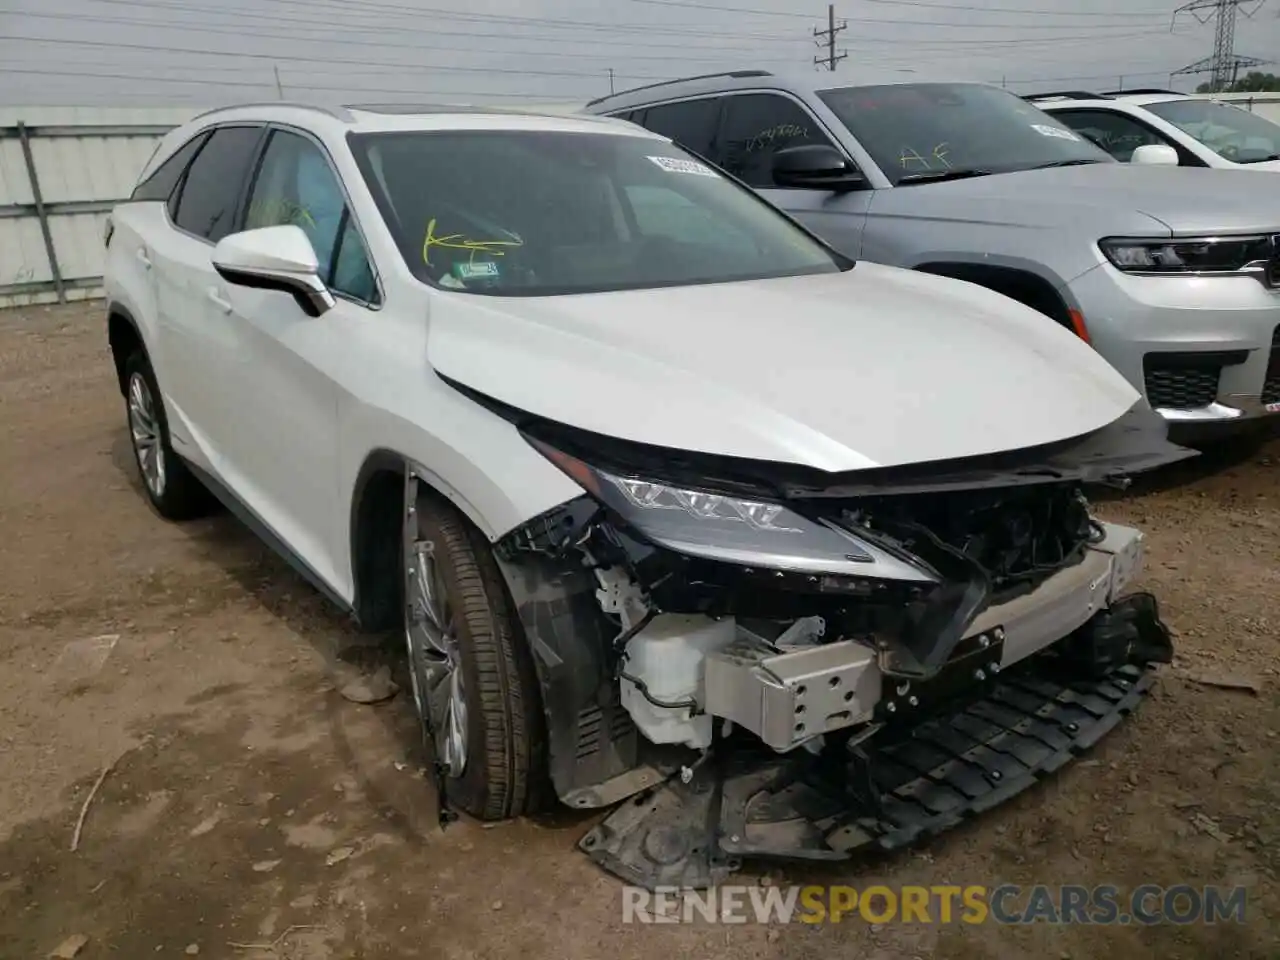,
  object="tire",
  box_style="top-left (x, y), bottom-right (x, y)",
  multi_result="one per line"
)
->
top-left (404, 488), bottom-right (548, 820)
top-left (122, 349), bottom-right (211, 520)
